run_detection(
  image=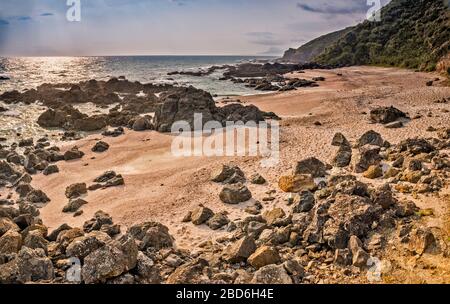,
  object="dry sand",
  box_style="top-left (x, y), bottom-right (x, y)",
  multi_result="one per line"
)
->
top-left (27, 66), bottom-right (449, 258)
